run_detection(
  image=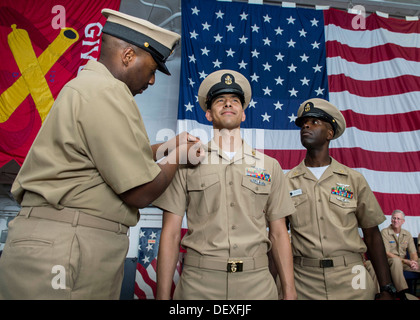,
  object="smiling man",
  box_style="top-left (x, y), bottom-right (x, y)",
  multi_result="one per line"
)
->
top-left (286, 98), bottom-right (395, 300)
top-left (154, 70), bottom-right (296, 300)
top-left (381, 209), bottom-right (420, 299)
